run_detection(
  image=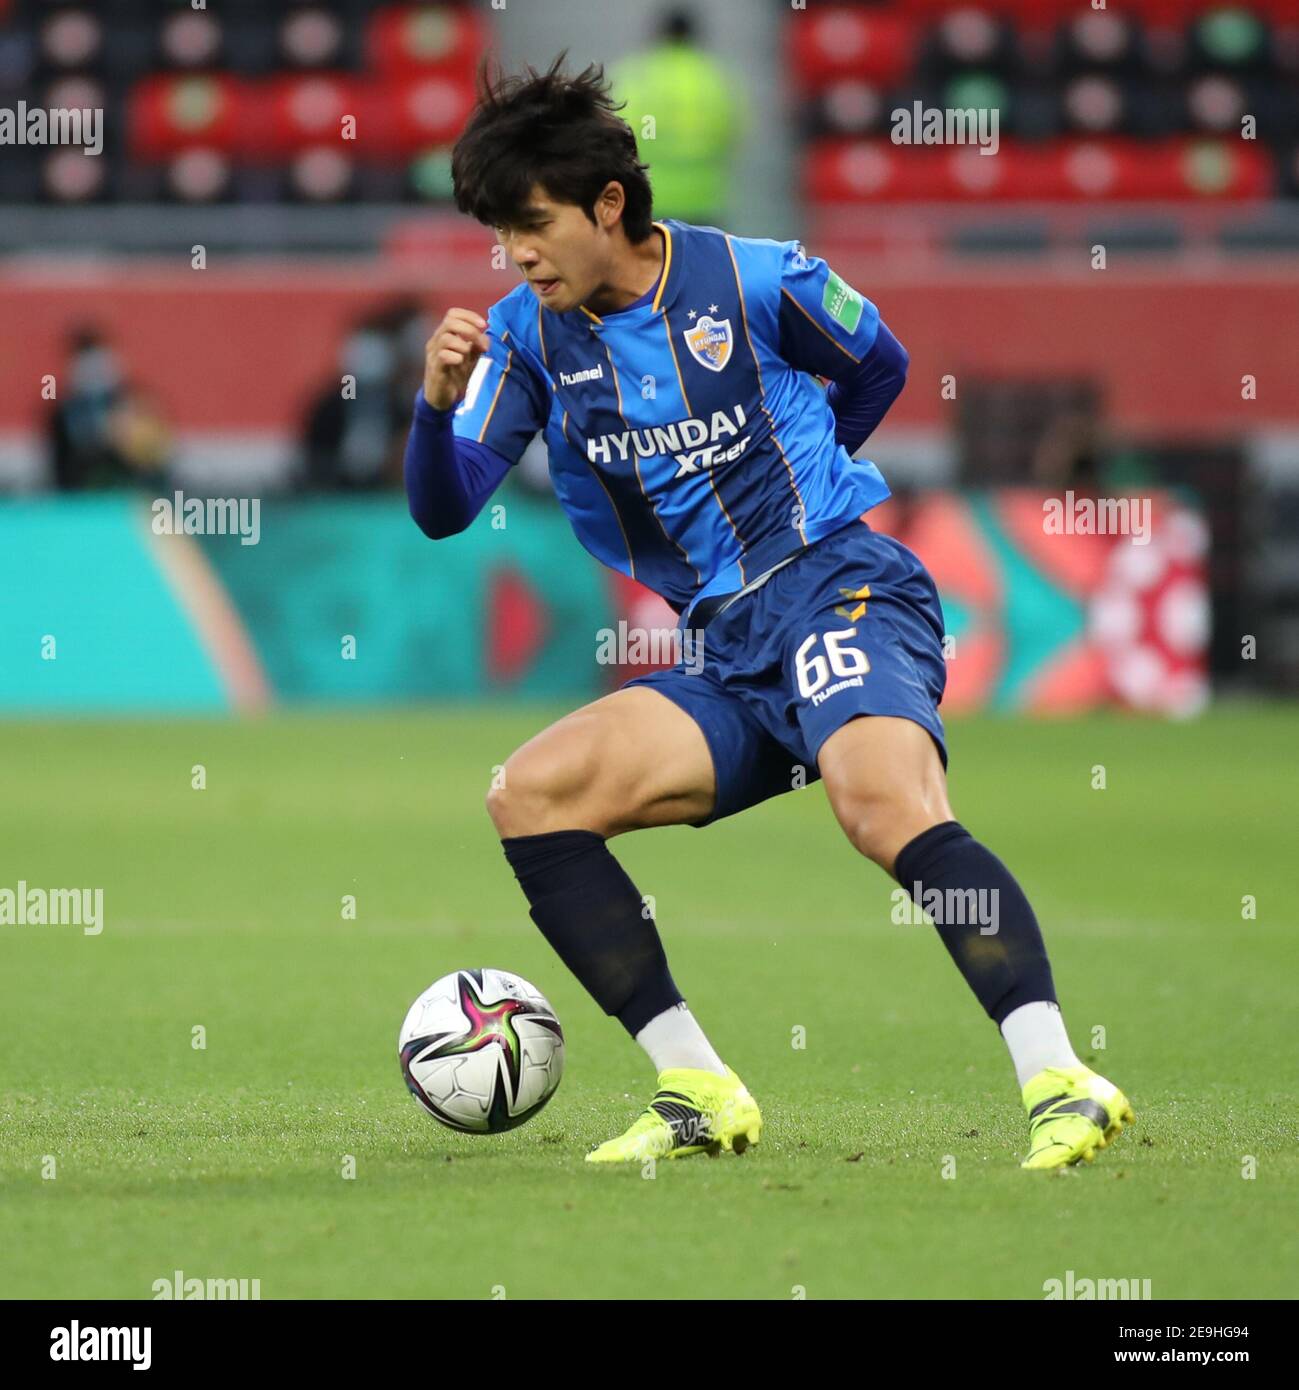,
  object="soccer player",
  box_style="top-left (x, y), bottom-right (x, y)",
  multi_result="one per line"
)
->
top-left (405, 59), bottom-right (1133, 1168)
